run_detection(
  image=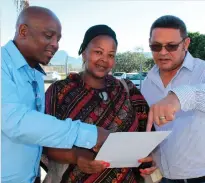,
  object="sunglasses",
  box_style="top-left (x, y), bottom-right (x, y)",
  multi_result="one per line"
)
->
top-left (149, 38), bottom-right (186, 52)
top-left (31, 81), bottom-right (42, 112)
